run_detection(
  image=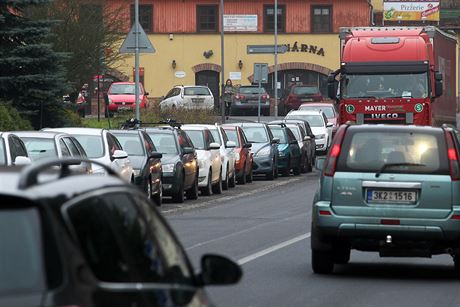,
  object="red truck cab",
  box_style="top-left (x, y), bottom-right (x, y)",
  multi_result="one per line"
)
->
top-left (327, 26), bottom-right (456, 127)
